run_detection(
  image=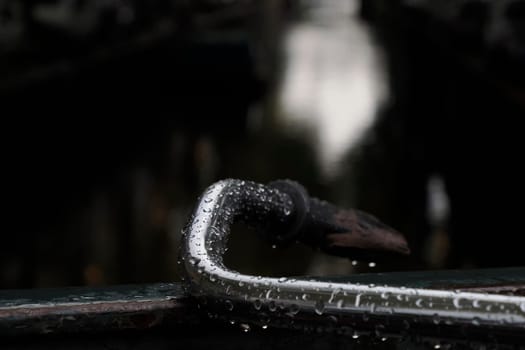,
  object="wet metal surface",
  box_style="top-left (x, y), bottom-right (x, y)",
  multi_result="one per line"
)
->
top-left (0, 283), bottom-right (194, 336)
top-left (183, 179), bottom-right (525, 342)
